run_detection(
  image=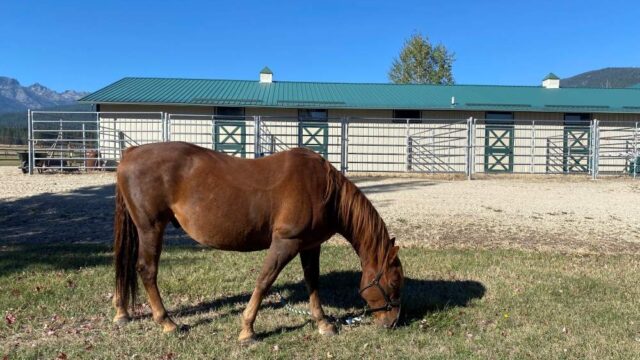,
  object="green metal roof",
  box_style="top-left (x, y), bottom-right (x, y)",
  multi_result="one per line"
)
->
top-left (543, 72), bottom-right (560, 80)
top-left (79, 77), bottom-right (640, 114)
top-left (260, 66), bottom-right (273, 74)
